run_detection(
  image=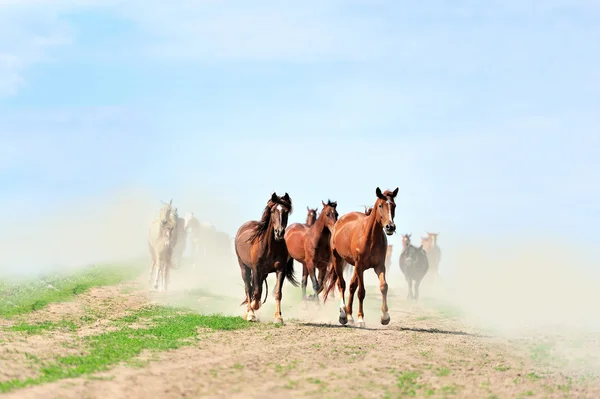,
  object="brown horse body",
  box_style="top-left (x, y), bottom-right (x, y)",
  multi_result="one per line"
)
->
top-left (234, 192), bottom-right (298, 324)
top-left (322, 187), bottom-right (398, 327)
top-left (285, 200), bottom-right (338, 302)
